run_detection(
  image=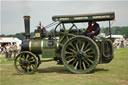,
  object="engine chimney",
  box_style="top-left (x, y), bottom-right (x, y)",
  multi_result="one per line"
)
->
top-left (23, 16), bottom-right (30, 39)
